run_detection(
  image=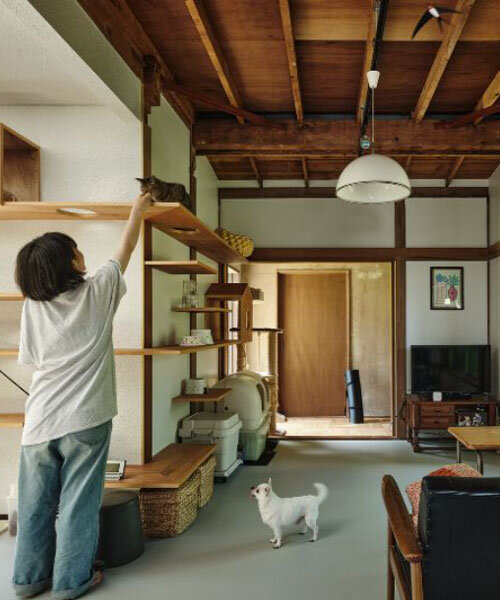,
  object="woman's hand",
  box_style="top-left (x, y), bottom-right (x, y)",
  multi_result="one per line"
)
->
top-left (132, 192), bottom-right (152, 214)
